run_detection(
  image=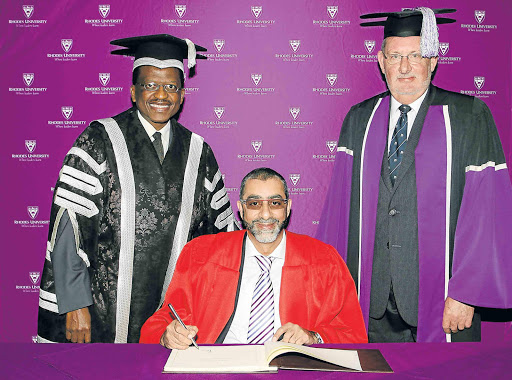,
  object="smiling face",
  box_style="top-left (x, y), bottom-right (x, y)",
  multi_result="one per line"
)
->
top-left (377, 36), bottom-right (438, 104)
top-left (237, 177), bottom-right (291, 255)
top-left (130, 66), bottom-right (184, 130)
